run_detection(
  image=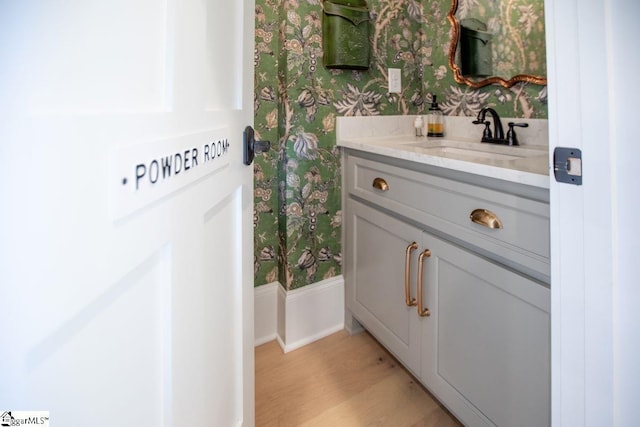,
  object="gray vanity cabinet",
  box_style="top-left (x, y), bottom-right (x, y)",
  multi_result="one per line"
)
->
top-left (346, 198), bottom-right (422, 376)
top-left (343, 150), bottom-right (550, 427)
top-left (419, 231), bottom-right (550, 427)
